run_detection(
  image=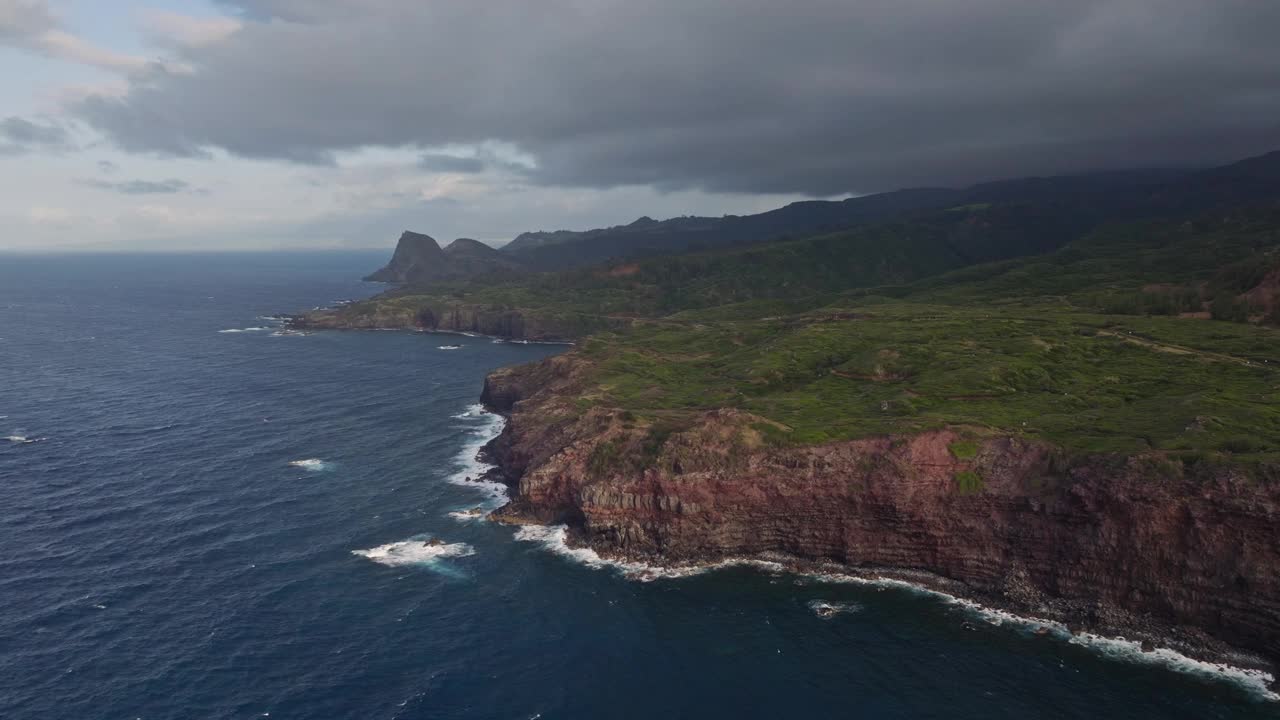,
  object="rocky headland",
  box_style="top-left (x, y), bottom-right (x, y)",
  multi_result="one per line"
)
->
top-left (287, 154), bottom-right (1280, 683)
top-left (477, 350), bottom-right (1280, 676)
top-left (365, 231), bottom-right (521, 284)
